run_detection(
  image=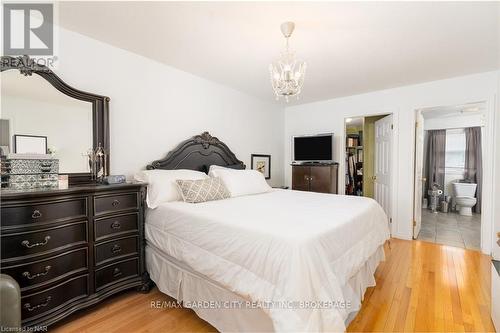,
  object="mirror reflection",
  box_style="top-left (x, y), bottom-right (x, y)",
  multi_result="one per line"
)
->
top-left (1, 70), bottom-right (93, 173)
